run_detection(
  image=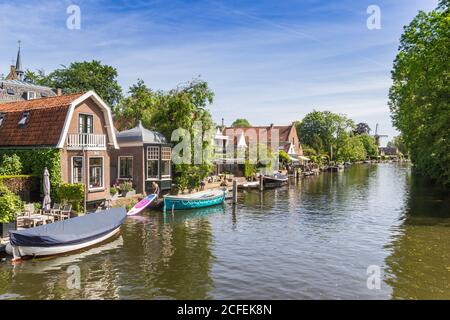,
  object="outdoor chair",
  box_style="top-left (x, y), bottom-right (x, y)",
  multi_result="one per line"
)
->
top-left (49, 203), bottom-right (62, 220)
top-left (60, 204), bottom-right (72, 220)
